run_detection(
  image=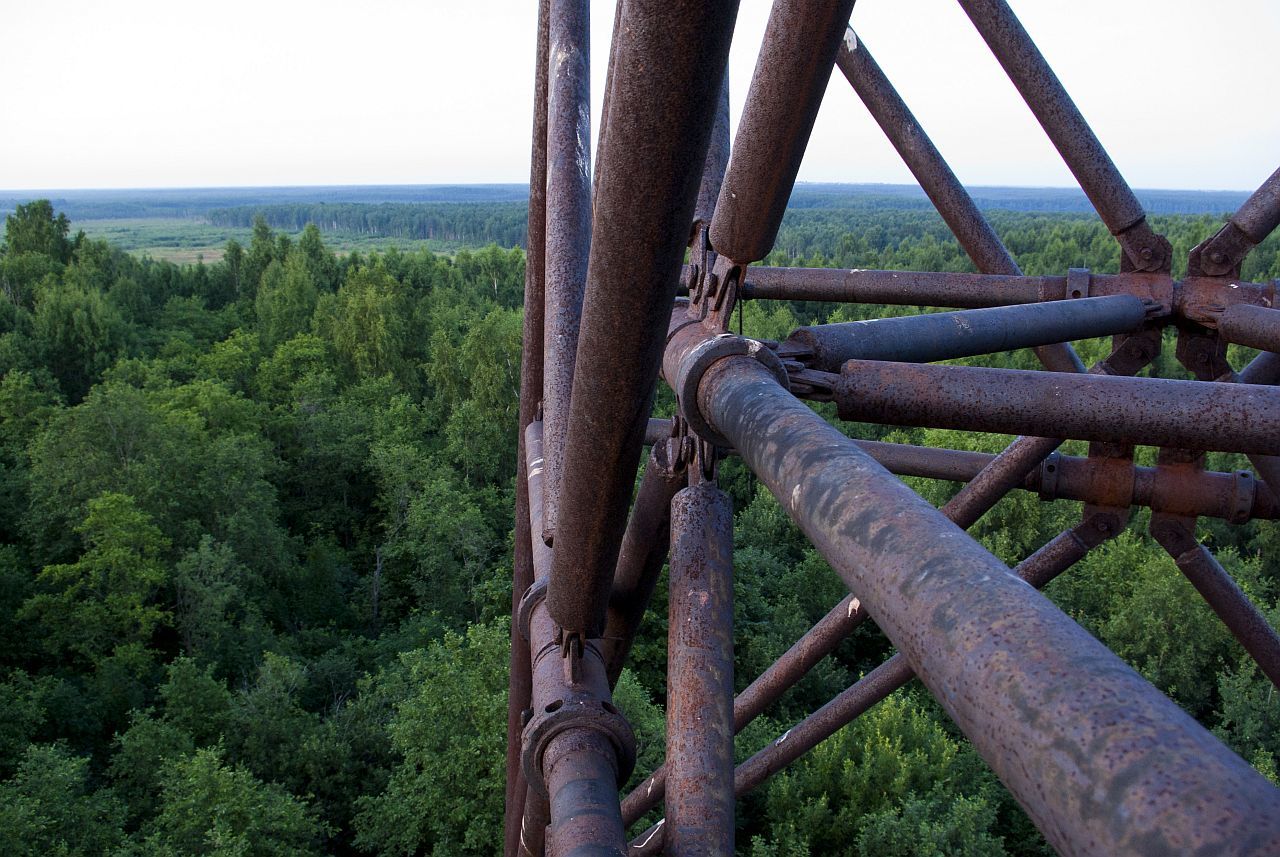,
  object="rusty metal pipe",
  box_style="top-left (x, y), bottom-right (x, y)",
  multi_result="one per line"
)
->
top-left (957, 0), bottom-right (1168, 273)
top-left (620, 592), bottom-right (873, 828)
top-left (833, 360), bottom-right (1280, 455)
top-left (694, 76), bottom-right (731, 231)
top-left (693, 353), bottom-right (1280, 855)
top-left (1239, 350), bottom-right (1280, 387)
top-left (545, 0), bottom-right (741, 640)
top-left (711, 0), bottom-right (857, 264)
top-left (506, 5), bottom-right (551, 850)
top-left (741, 266), bottom-right (1048, 307)
top-left (523, 421), bottom-right (634, 856)
top-left (836, 25), bottom-right (1086, 374)
top-left (785, 295), bottom-right (1147, 372)
top-left (1196, 168), bottom-right (1280, 276)
top-left (837, 29), bottom-right (1016, 276)
top-left (619, 452), bottom-right (1143, 828)
top-left (627, 518), bottom-right (1111, 854)
top-left (665, 483), bottom-right (735, 855)
top-left (1219, 303), bottom-right (1280, 355)
top-left (1231, 166), bottom-right (1280, 244)
top-left (859, 439), bottom-right (1277, 523)
top-left (1151, 516), bottom-right (1280, 690)
top-left (601, 441), bottom-right (686, 687)
top-left (941, 435), bottom-right (1064, 529)
top-left (540, 0), bottom-right (592, 545)
top-left (518, 791), bottom-right (549, 857)
top-left (643, 418), bottom-right (673, 447)
top-left (544, 730), bottom-right (627, 856)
